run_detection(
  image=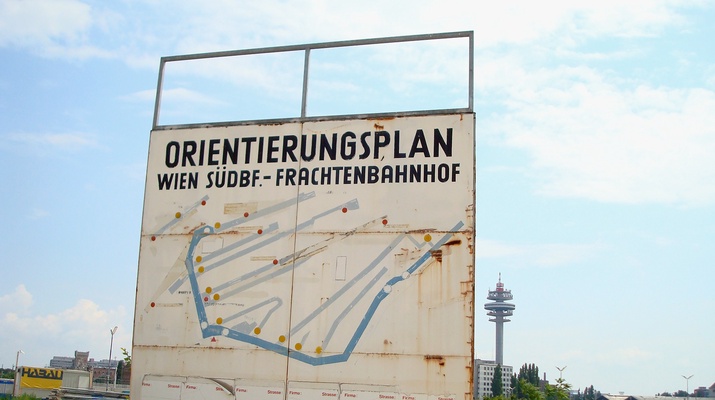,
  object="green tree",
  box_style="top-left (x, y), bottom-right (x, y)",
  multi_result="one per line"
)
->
top-left (586, 385), bottom-right (600, 400)
top-left (116, 360), bottom-right (125, 383)
top-left (121, 347), bottom-right (131, 367)
top-left (491, 364), bottom-right (504, 397)
top-left (545, 378), bottom-right (571, 400)
top-left (519, 379), bottom-right (544, 400)
top-left (511, 374), bottom-right (522, 399)
top-left (517, 364), bottom-right (540, 387)
top-left (512, 363), bottom-right (541, 399)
